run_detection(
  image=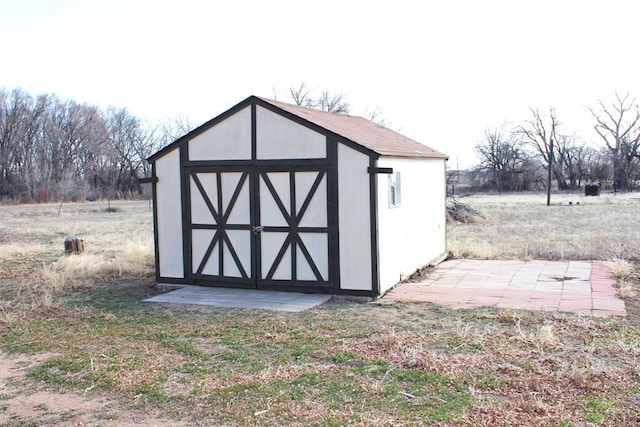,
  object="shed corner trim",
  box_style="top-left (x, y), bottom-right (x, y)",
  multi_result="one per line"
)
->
top-left (367, 167), bottom-right (394, 174)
